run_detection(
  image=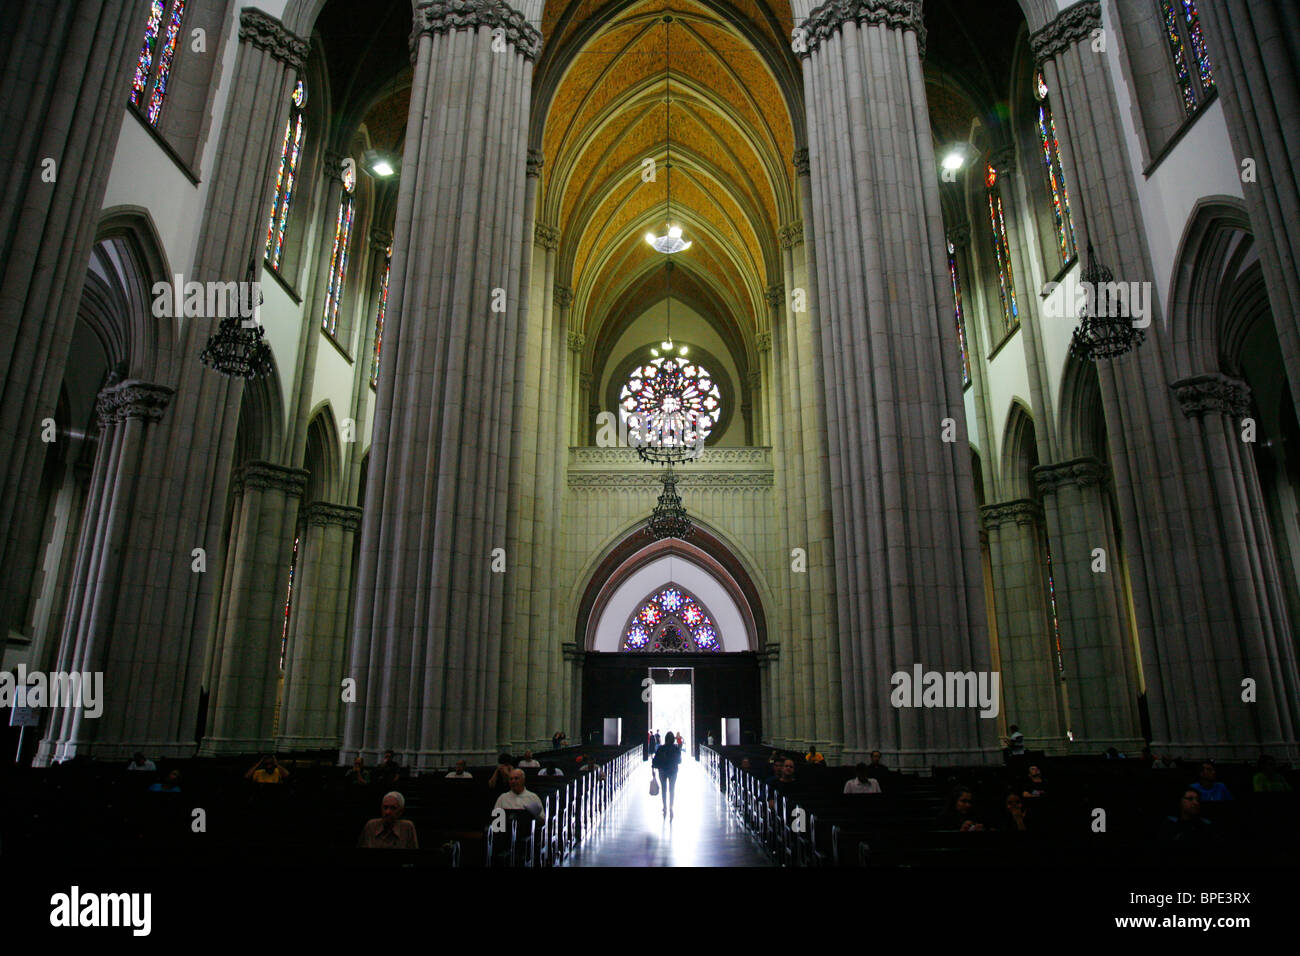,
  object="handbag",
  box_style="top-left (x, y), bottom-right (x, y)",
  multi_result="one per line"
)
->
top-left (649, 773), bottom-right (660, 796)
